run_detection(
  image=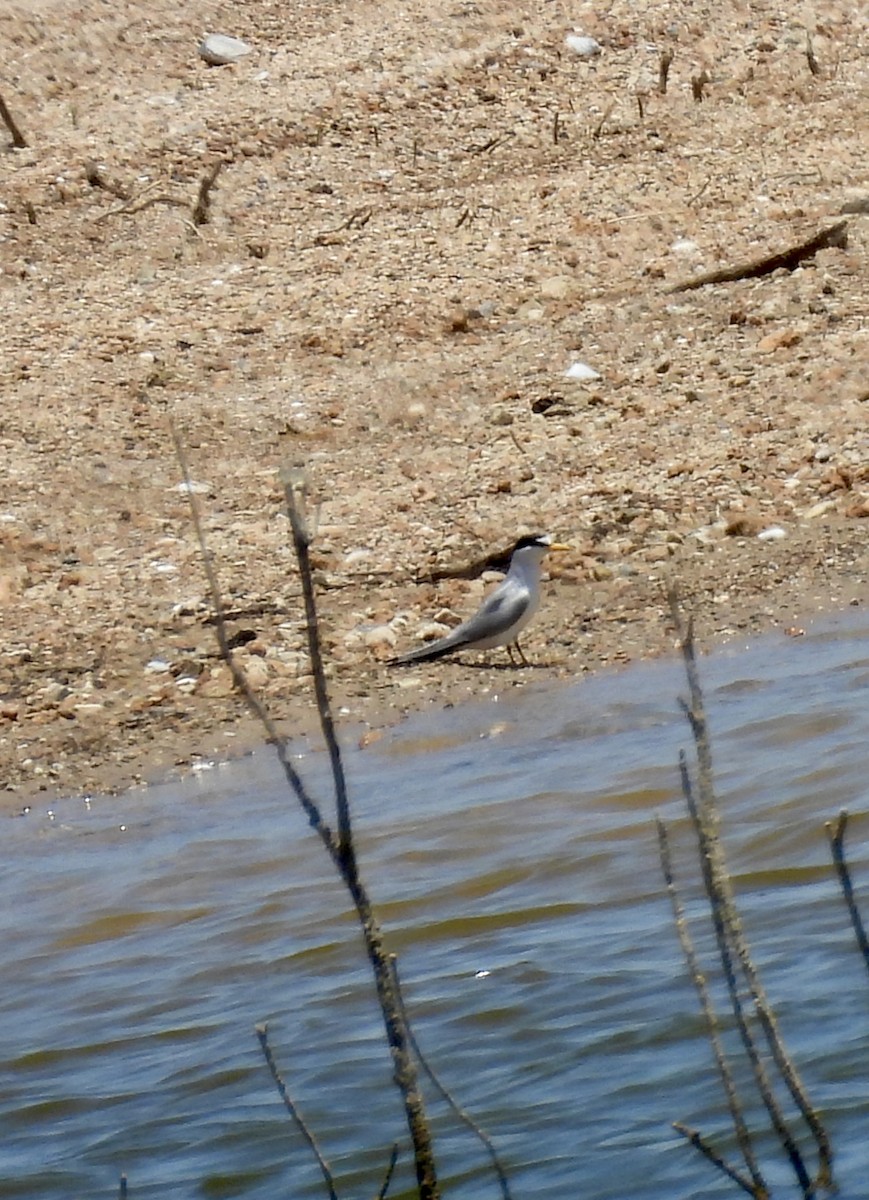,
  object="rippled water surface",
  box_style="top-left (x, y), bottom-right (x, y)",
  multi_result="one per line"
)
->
top-left (2, 614), bottom-right (868, 1198)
